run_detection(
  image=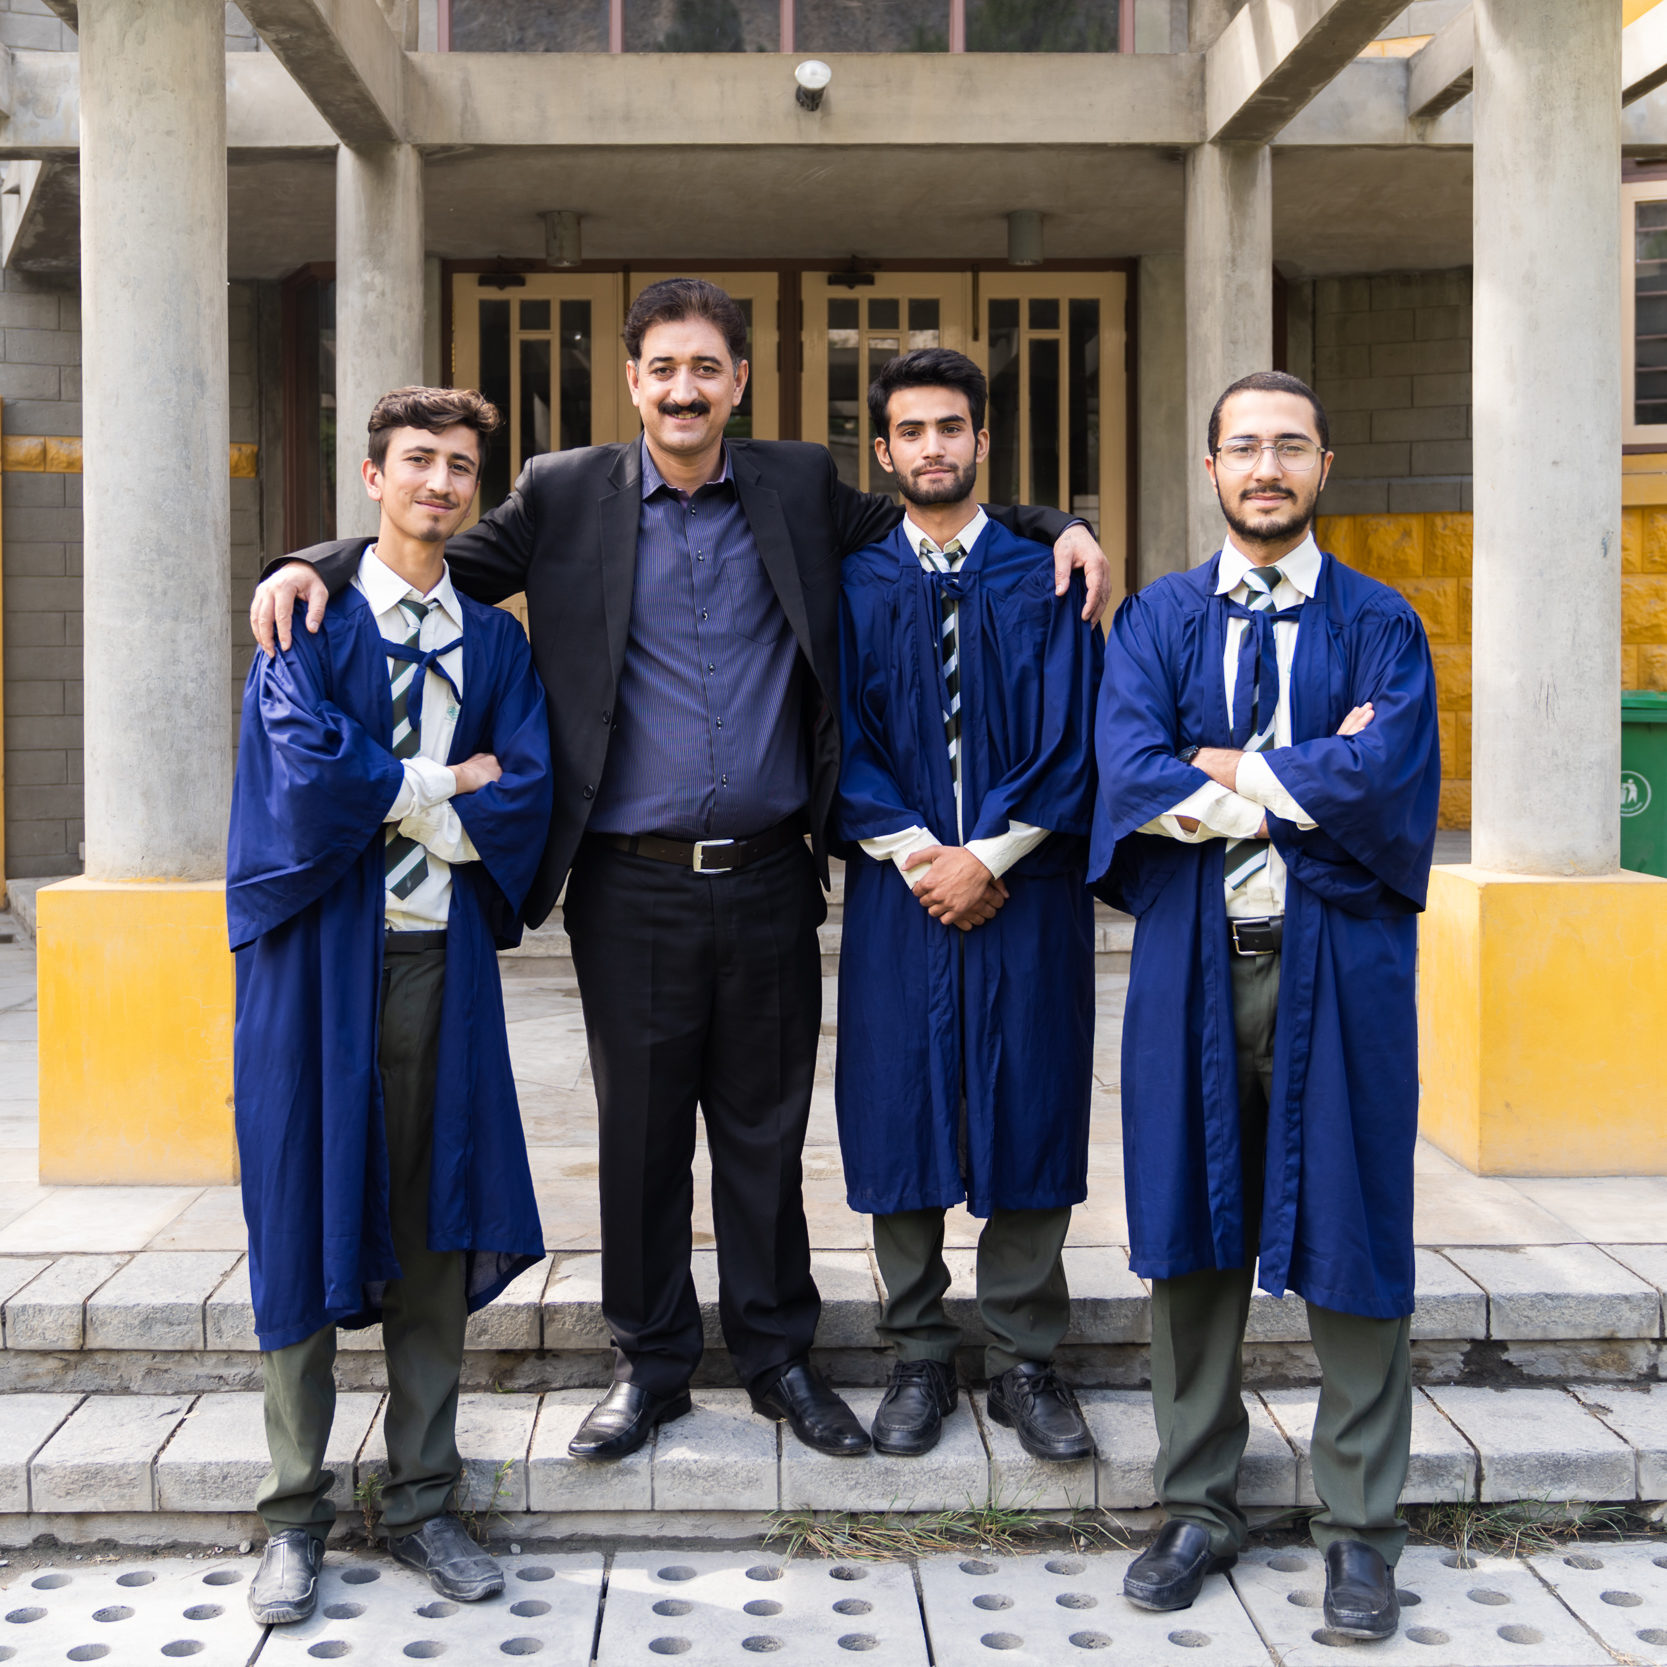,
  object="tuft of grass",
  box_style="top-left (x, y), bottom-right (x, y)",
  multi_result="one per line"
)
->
top-left (1410, 1499), bottom-right (1637, 1561)
top-left (764, 1505), bottom-right (1130, 1562)
top-left (352, 1473), bottom-right (384, 1540)
top-left (454, 1459), bottom-right (516, 1546)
